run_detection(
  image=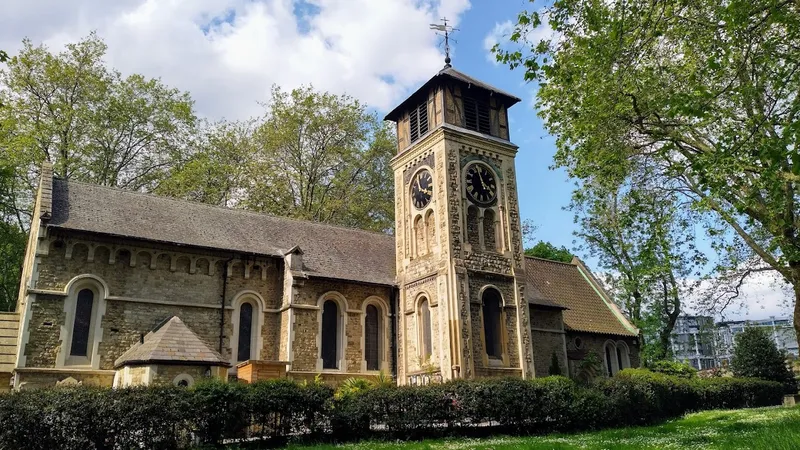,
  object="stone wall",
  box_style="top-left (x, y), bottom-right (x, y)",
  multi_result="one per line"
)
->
top-left (151, 364), bottom-right (209, 385)
top-left (23, 294), bottom-right (64, 367)
top-left (530, 308), bottom-right (564, 331)
top-left (565, 332), bottom-right (641, 378)
top-left (20, 231), bottom-right (396, 385)
top-left (16, 369), bottom-right (115, 390)
top-left (23, 232), bottom-right (286, 373)
top-left (289, 278), bottom-right (393, 374)
top-left (532, 331), bottom-right (567, 378)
